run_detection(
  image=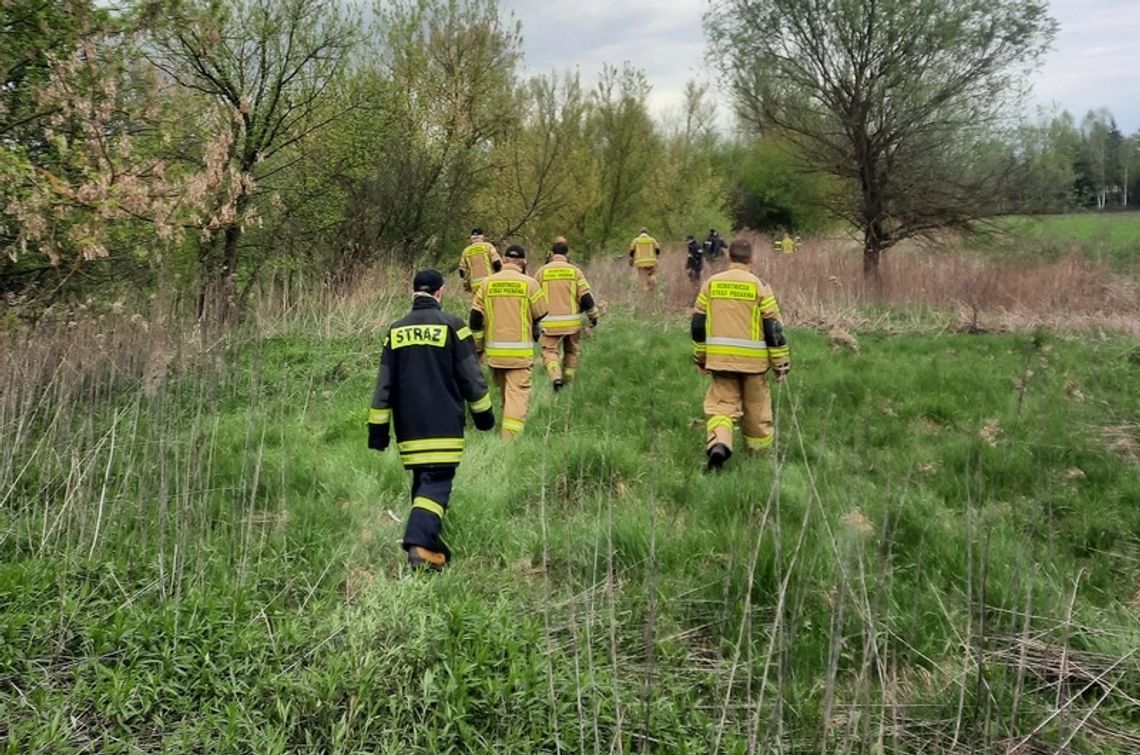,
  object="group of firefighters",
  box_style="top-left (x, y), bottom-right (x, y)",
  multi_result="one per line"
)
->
top-left (368, 227), bottom-right (790, 570)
